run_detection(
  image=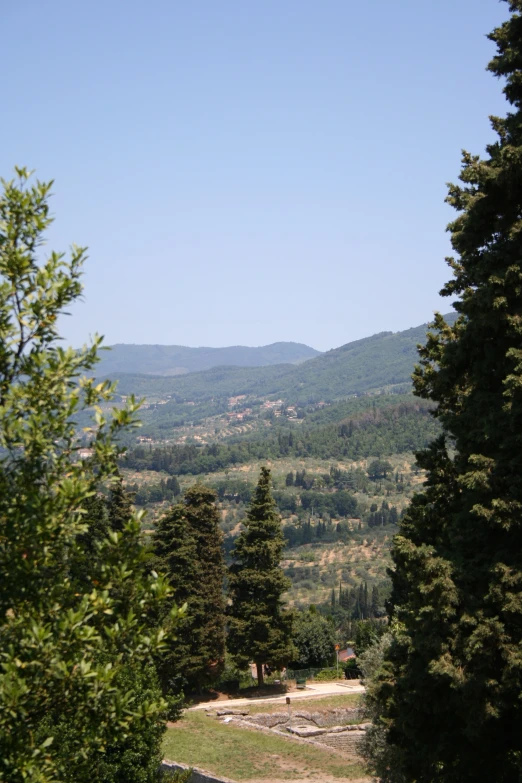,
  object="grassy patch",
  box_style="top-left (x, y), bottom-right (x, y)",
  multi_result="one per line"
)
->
top-left (163, 711), bottom-right (368, 781)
